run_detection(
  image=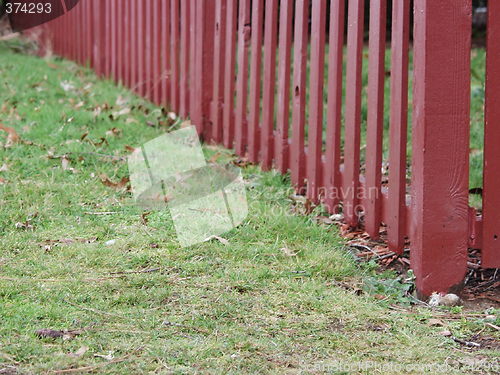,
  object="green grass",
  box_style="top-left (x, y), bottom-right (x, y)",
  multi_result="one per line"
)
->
top-left (0, 40), bottom-right (498, 374)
